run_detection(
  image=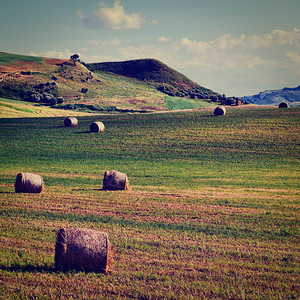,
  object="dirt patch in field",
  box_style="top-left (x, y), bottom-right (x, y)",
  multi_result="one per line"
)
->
top-left (0, 61), bottom-right (49, 74)
top-left (43, 58), bottom-right (66, 66)
top-left (128, 99), bottom-right (147, 105)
